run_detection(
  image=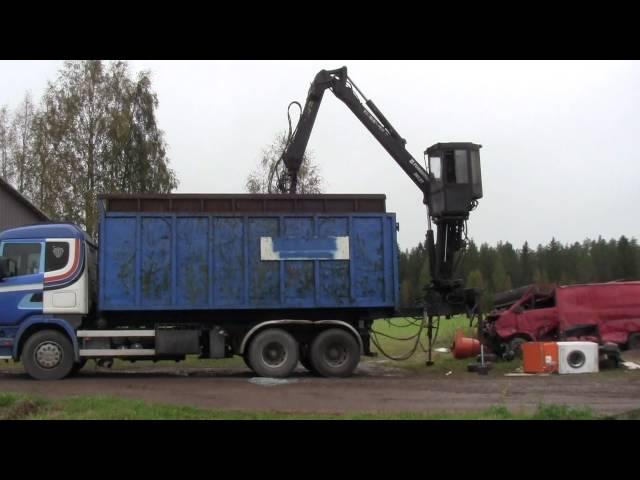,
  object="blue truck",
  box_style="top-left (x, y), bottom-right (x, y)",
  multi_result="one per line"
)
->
top-left (0, 193), bottom-right (400, 380)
